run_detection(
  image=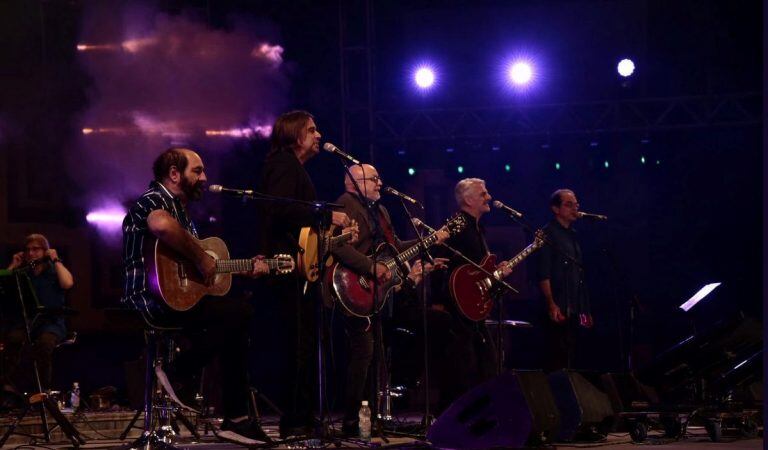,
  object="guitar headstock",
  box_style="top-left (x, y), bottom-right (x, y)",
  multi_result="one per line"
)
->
top-left (271, 254), bottom-right (296, 274)
top-left (533, 229), bottom-right (546, 249)
top-left (444, 213), bottom-right (468, 236)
